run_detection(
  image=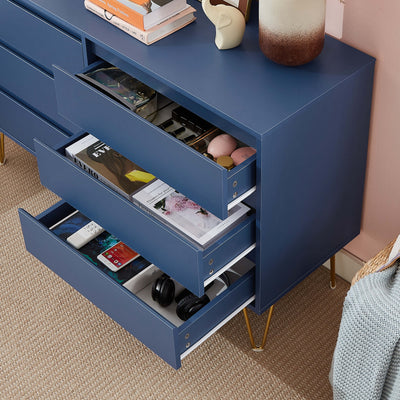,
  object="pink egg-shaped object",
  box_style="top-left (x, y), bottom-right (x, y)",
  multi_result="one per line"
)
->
top-left (231, 147), bottom-right (256, 165)
top-left (207, 134), bottom-right (237, 159)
